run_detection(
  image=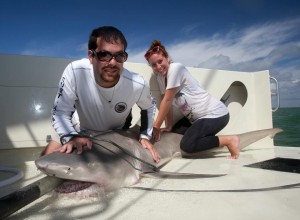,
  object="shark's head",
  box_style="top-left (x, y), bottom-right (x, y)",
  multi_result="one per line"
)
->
top-left (35, 152), bottom-right (95, 182)
top-left (34, 150), bottom-right (130, 190)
